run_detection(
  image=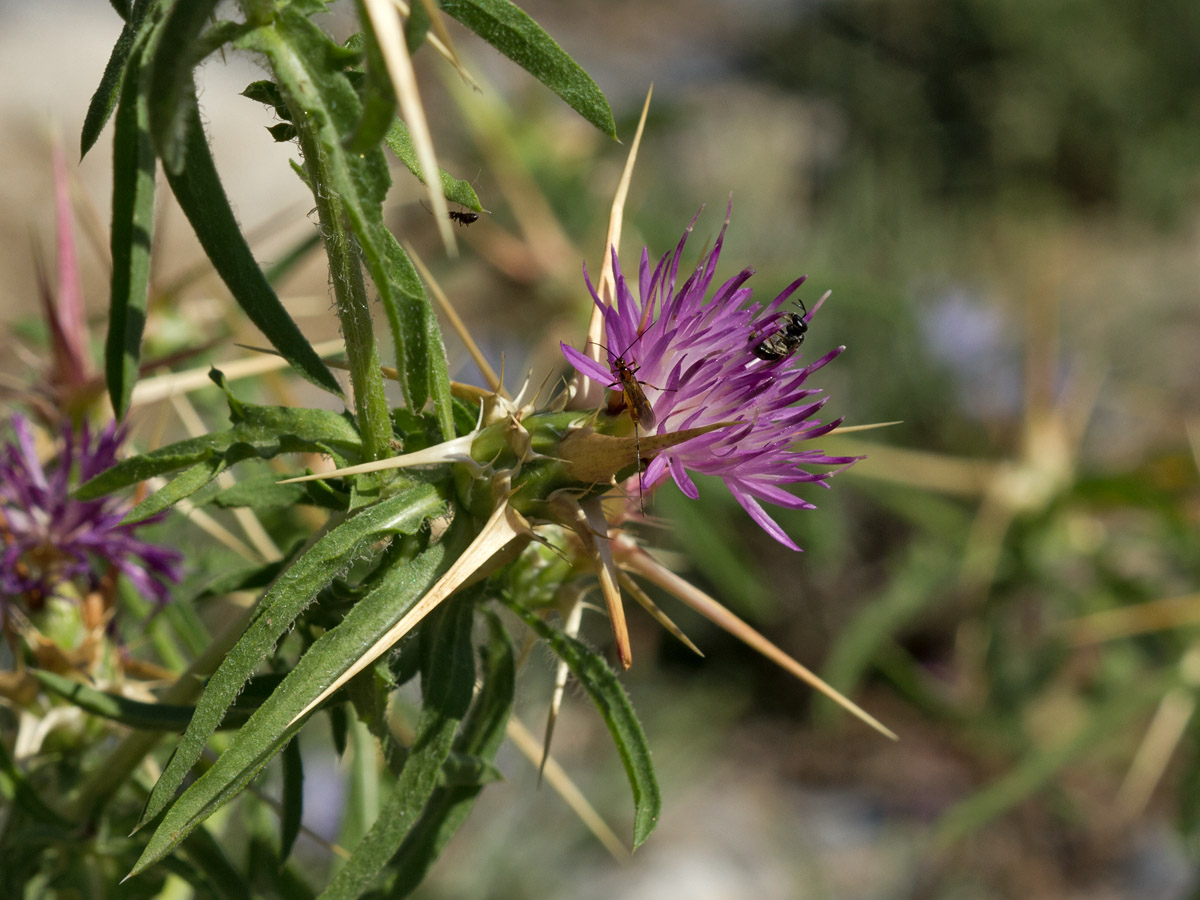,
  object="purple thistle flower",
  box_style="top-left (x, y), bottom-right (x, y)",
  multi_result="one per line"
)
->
top-left (561, 206), bottom-right (859, 550)
top-left (0, 414), bottom-right (182, 616)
